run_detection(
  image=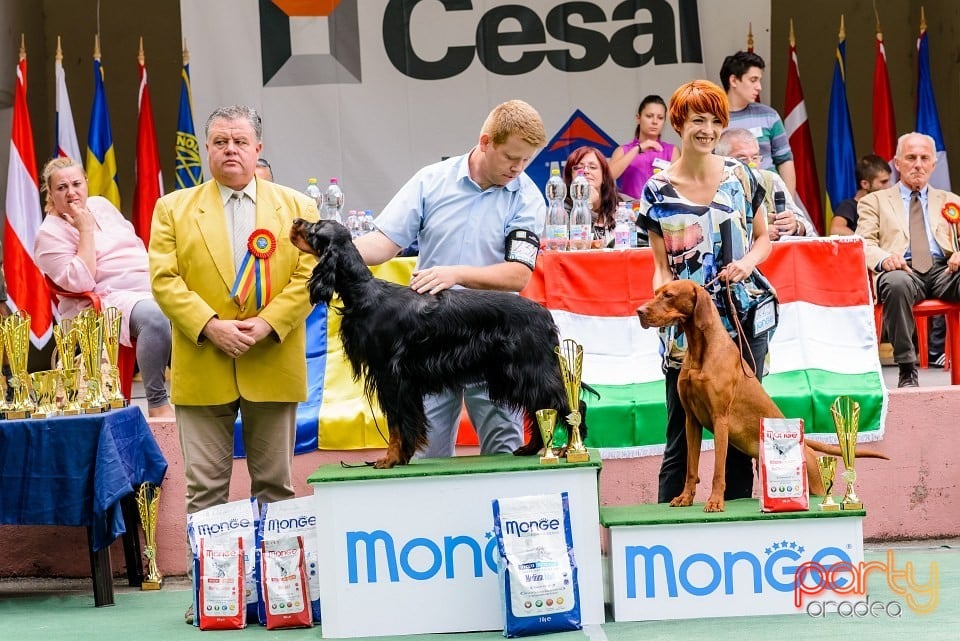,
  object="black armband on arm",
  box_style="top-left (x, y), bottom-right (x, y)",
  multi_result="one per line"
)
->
top-left (504, 229), bottom-right (540, 270)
